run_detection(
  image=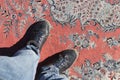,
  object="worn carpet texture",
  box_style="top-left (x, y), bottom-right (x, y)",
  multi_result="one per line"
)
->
top-left (0, 0), bottom-right (120, 79)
